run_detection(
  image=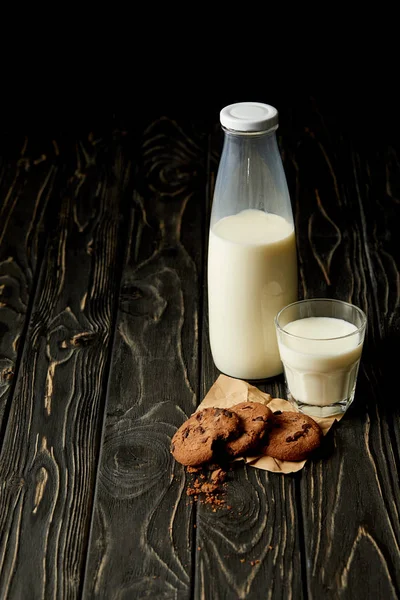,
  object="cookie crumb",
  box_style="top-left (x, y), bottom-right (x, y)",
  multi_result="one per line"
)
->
top-left (240, 558), bottom-right (245, 563)
top-left (185, 466), bottom-right (228, 511)
top-left (200, 482), bottom-right (218, 494)
top-left (187, 466), bottom-right (201, 473)
top-left (211, 468), bottom-right (226, 484)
